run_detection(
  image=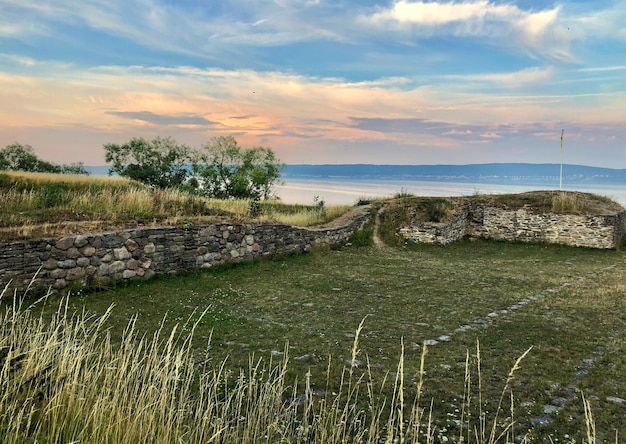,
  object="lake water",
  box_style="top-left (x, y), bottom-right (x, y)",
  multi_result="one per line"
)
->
top-left (276, 178), bottom-right (626, 207)
top-left (85, 166), bottom-right (626, 208)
